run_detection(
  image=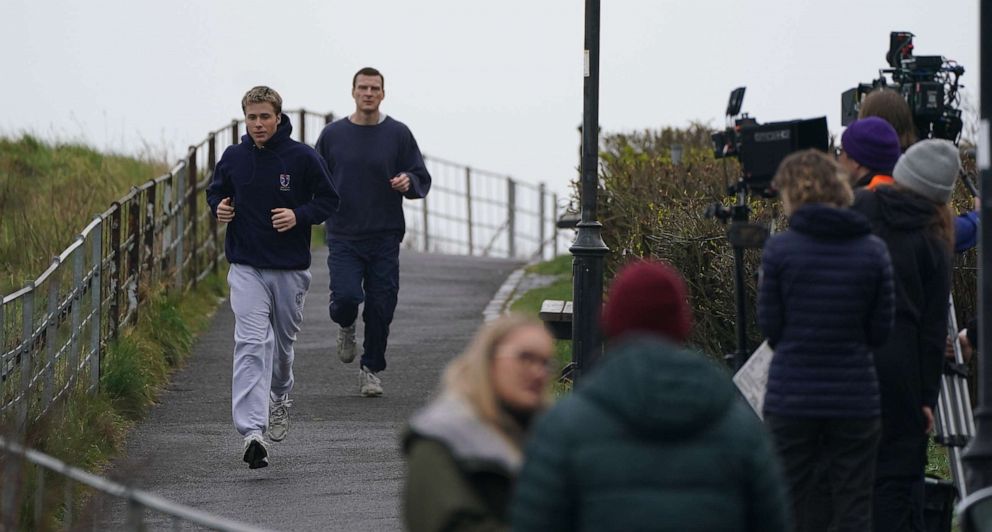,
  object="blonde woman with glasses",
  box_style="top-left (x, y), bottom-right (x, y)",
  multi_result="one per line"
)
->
top-left (402, 314), bottom-right (555, 532)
